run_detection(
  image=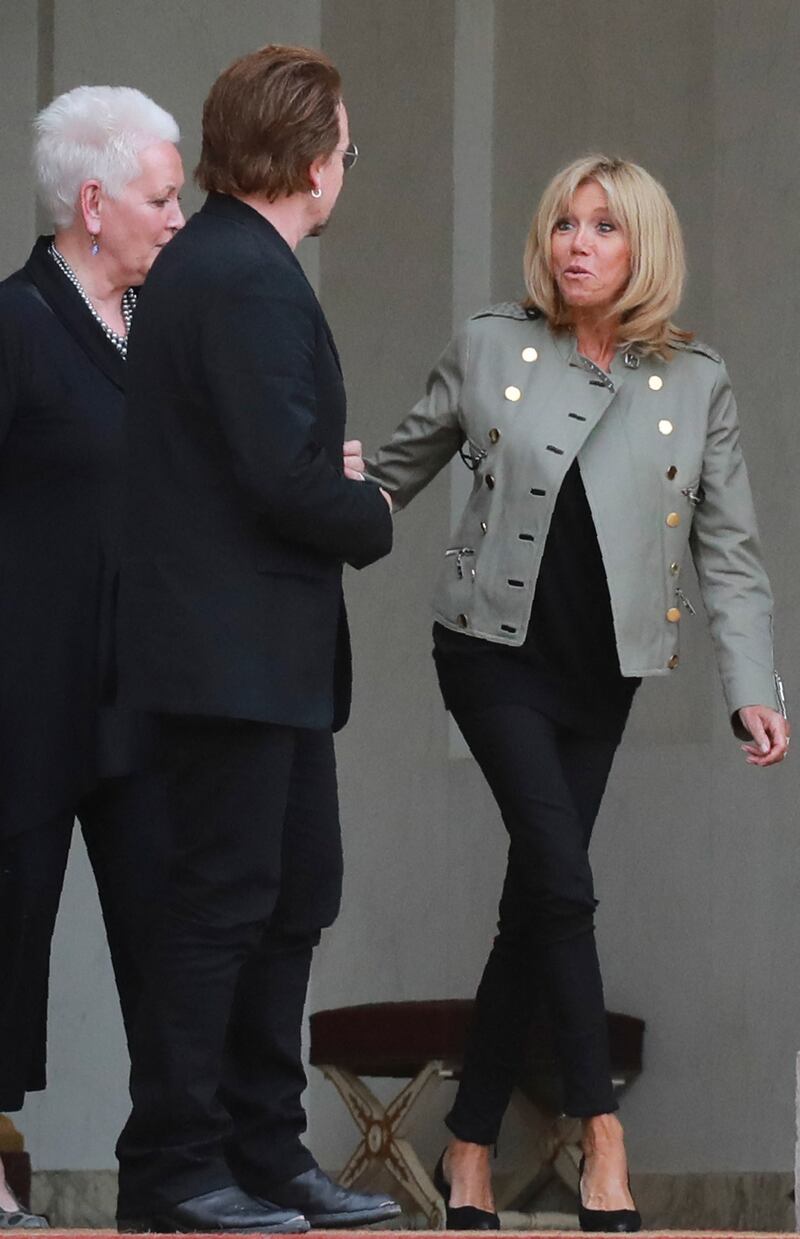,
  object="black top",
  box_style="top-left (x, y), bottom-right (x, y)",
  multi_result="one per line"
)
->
top-left (0, 237), bottom-right (153, 840)
top-left (117, 193), bottom-right (392, 730)
top-left (434, 460), bottom-right (640, 738)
